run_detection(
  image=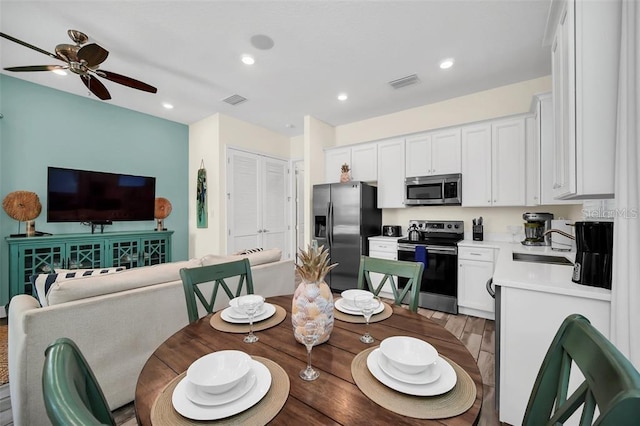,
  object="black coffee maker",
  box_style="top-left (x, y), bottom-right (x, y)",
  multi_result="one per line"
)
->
top-left (572, 221), bottom-right (614, 289)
